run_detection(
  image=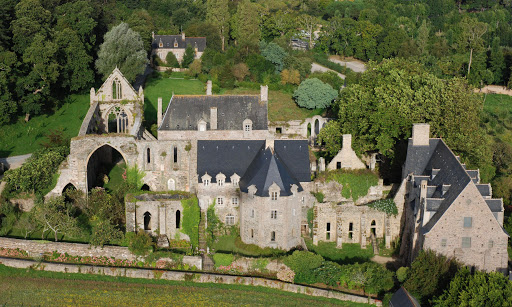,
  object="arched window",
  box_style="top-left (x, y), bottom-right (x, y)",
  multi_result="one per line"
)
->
top-left (141, 184), bottom-right (150, 191)
top-left (176, 210), bottom-right (181, 229)
top-left (168, 178), bottom-right (175, 190)
top-left (107, 106), bottom-right (129, 133)
top-left (144, 212), bottom-right (151, 230)
top-left (348, 222), bottom-right (353, 239)
top-left (147, 148), bottom-right (151, 164)
top-left (371, 220), bottom-right (376, 236)
top-left (112, 78), bottom-right (122, 100)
